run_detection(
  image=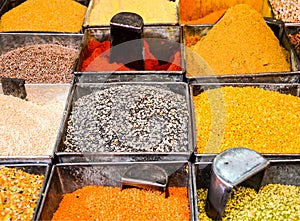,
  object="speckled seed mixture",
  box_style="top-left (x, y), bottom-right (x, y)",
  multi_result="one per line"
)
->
top-left (269, 0), bottom-right (300, 23)
top-left (52, 186), bottom-right (190, 221)
top-left (0, 166), bottom-right (44, 221)
top-left (193, 86), bottom-right (300, 154)
top-left (0, 44), bottom-right (78, 84)
top-left (0, 0), bottom-right (87, 32)
top-left (64, 85), bottom-right (189, 153)
top-left (0, 94), bottom-right (64, 156)
top-left (197, 184), bottom-right (300, 220)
